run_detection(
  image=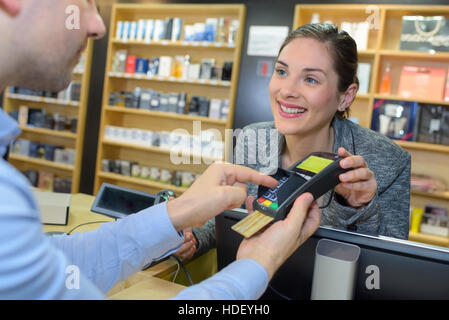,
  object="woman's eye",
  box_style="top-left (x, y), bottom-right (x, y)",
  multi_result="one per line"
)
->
top-left (275, 69), bottom-right (287, 76)
top-left (305, 77), bottom-right (318, 84)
